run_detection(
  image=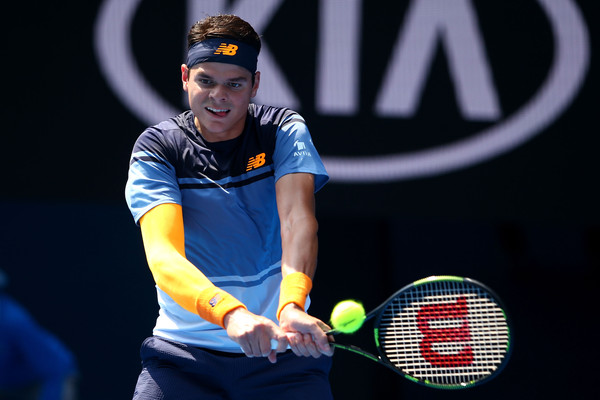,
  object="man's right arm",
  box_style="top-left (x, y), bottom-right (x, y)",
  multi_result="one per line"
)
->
top-left (139, 203), bottom-right (288, 361)
top-left (139, 203), bottom-right (246, 327)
